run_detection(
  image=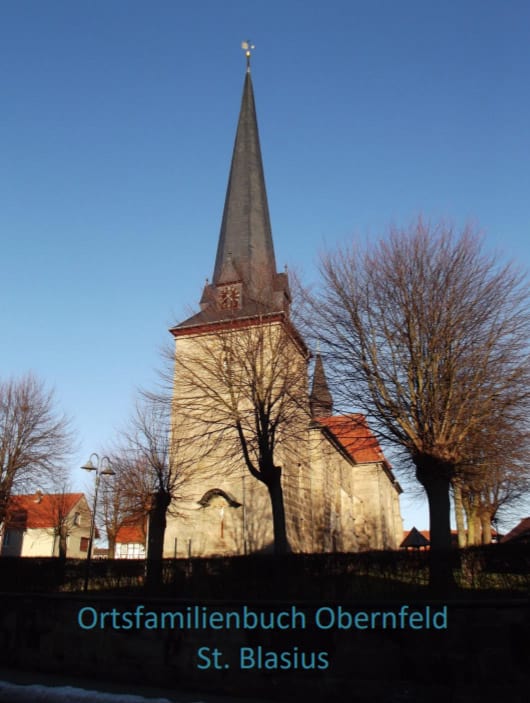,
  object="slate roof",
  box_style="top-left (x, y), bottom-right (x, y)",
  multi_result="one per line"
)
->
top-left (5, 493), bottom-right (85, 529)
top-left (171, 66), bottom-right (290, 334)
top-left (310, 353), bottom-right (333, 418)
top-left (213, 70), bottom-right (277, 296)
